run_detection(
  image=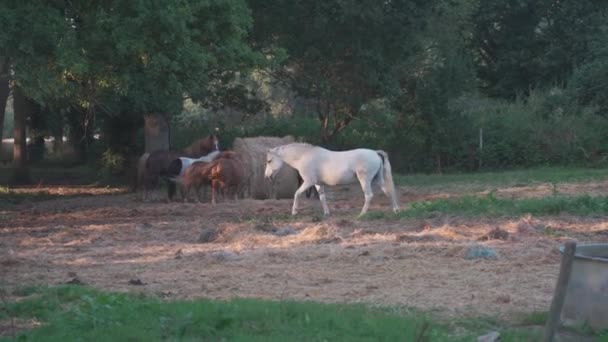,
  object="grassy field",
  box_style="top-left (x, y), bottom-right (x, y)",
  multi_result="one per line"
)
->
top-left (395, 166), bottom-right (608, 189)
top-left (362, 194), bottom-right (608, 220)
top-left (0, 286), bottom-right (551, 341)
